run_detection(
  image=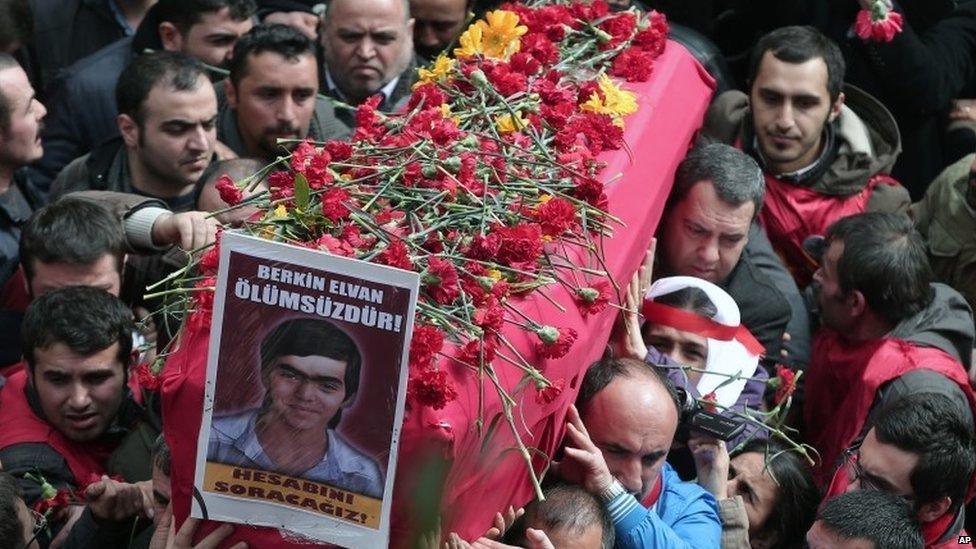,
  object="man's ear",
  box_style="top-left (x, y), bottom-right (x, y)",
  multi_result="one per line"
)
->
top-left (827, 91), bottom-right (845, 124)
top-left (224, 79), bottom-right (238, 109)
top-left (917, 496), bottom-right (952, 523)
top-left (848, 289), bottom-right (867, 317)
top-left (158, 22), bottom-right (183, 52)
top-left (118, 114), bottom-right (139, 148)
